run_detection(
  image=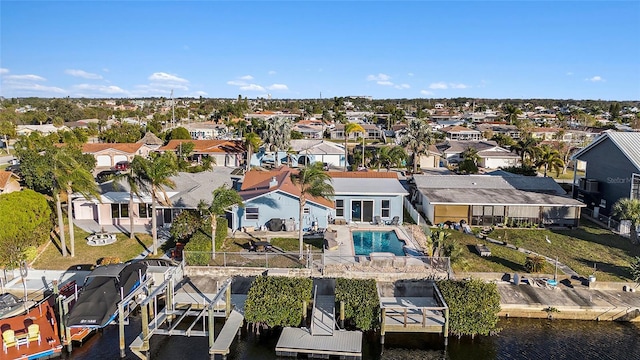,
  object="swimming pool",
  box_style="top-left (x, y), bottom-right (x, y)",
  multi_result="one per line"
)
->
top-left (352, 230), bottom-right (406, 256)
